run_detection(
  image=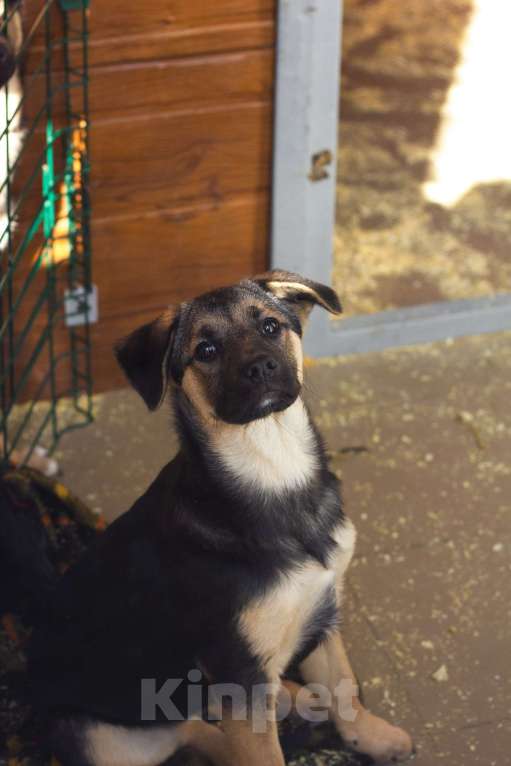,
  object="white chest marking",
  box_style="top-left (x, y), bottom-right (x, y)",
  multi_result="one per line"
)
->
top-left (240, 563), bottom-right (335, 680)
top-left (239, 520), bottom-right (357, 680)
top-left (213, 398), bottom-right (318, 493)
